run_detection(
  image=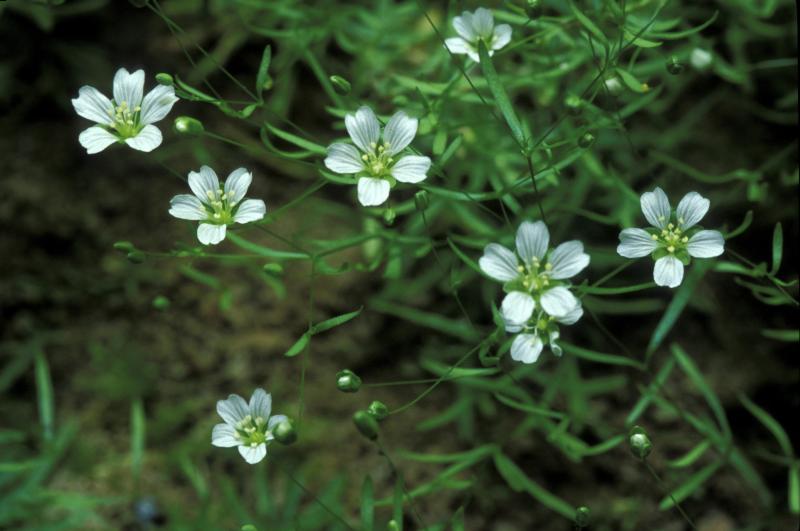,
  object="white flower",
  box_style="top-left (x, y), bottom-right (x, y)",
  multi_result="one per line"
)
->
top-left (479, 221), bottom-right (590, 363)
top-left (324, 106), bottom-right (432, 207)
top-left (617, 187), bottom-right (724, 288)
top-left (72, 68), bottom-right (178, 154)
top-left (690, 48), bottom-right (713, 70)
top-left (169, 166), bottom-right (266, 245)
top-left (444, 7), bottom-right (512, 62)
top-left (212, 388), bottom-right (288, 464)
